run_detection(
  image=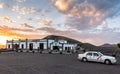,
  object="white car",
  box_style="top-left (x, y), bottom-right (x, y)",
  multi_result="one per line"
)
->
top-left (77, 51), bottom-right (116, 64)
